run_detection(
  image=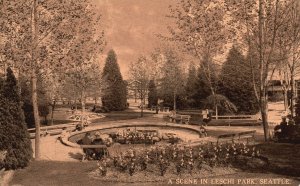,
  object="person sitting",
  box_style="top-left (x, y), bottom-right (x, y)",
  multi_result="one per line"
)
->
top-left (202, 109), bottom-right (212, 126)
top-left (73, 124), bottom-right (84, 132)
top-left (199, 125), bottom-right (207, 138)
top-left (274, 117), bottom-right (288, 140)
top-left (92, 132), bottom-right (105, 160)
top-left (169, 110), bottom-right (176, 122)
